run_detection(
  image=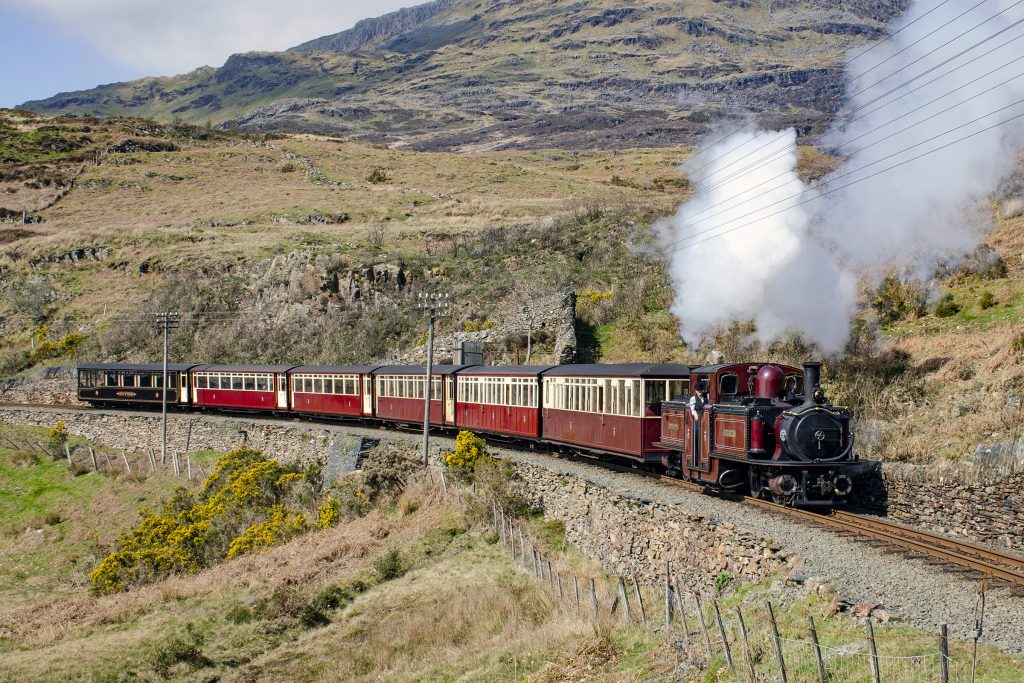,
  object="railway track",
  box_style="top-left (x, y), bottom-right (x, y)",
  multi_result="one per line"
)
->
top-left (743, 497), bottom-right (1024, 596)
top-left (551, 454), bottom-right (1024, 594)
top-left (4, 400), bottom-right (1024, 596)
